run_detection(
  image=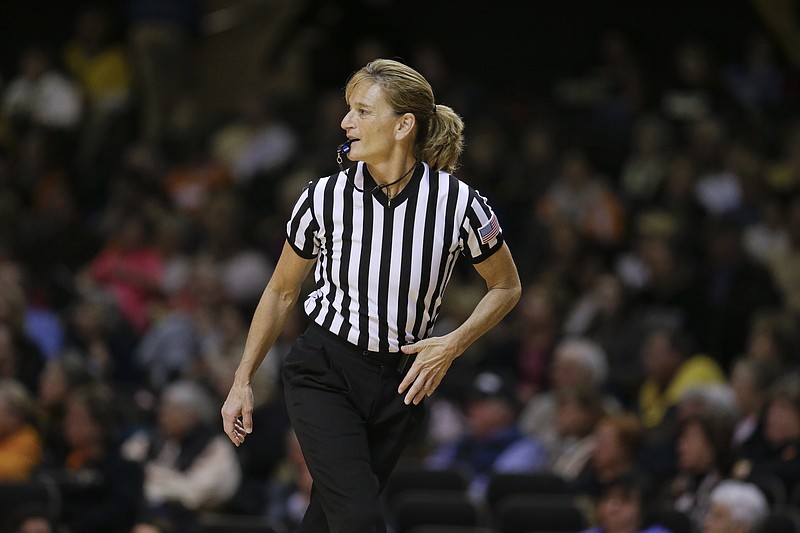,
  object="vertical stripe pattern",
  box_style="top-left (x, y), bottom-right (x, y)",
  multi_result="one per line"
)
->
top-left (286, 162), bottom-right (503, 352)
